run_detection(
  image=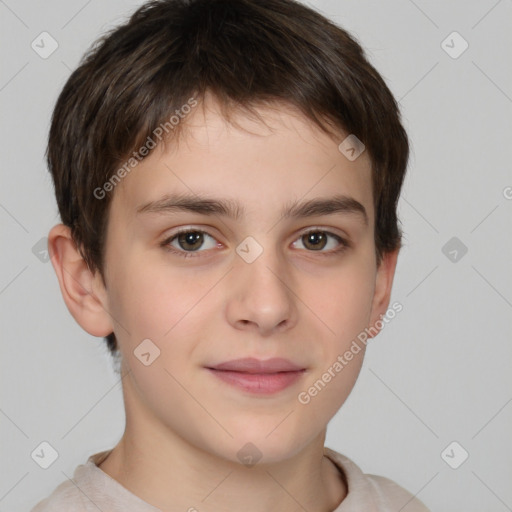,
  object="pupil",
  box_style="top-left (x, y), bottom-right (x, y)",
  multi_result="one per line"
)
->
top-left (179, 232), bottom-right (203, 251)
top-left (305, 232), bottom-right (326, 250)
